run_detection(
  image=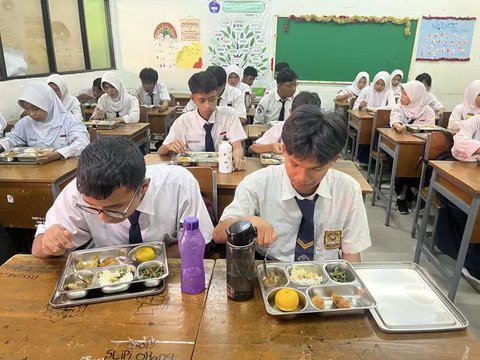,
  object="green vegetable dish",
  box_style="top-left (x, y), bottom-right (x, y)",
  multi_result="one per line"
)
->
top-left (139, 264), bottom-right (164, 279)
top-left (328, 266), bottom-right (347, 282)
